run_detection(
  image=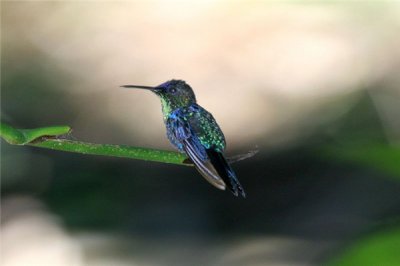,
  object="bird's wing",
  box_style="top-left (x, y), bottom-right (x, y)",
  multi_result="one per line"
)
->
top-left (183, 139), bottom-right (226, 190)
top-left (169, 116), bottom-right (226, 190)
top-left (186, 104), bottom-right (245, 197)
